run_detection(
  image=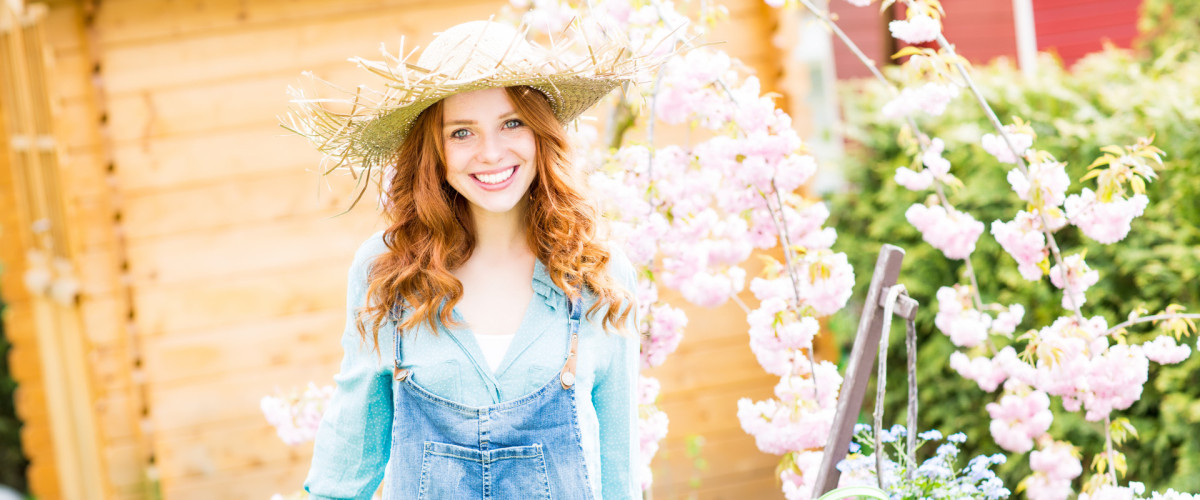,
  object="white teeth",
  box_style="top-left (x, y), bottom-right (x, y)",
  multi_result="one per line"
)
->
top-left (474, 166), bottom-right (516, 185)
